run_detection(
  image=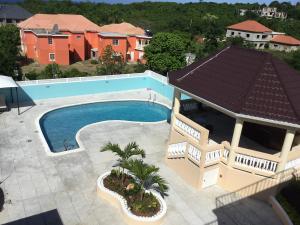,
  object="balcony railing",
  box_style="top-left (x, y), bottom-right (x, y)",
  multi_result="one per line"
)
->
top-left (167, 142), bottom-right (187, 158)
top-left (205, 149), bottom-right (222, 164)
top-left (175, 118), bottom-right (201, 141)
top-left (235, 153), bottom-right (278, 173)
top-left (285, 157), bottom-right (300, 170)
top-left (188, 144), bottom-right (201, 163)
